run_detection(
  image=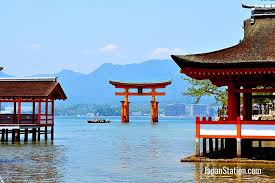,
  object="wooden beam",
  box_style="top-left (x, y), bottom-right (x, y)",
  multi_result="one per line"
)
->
top-left (252, 95), bottom-right (275, 98)
top-left (182, 67), bottom-right (275, 75)
top-left (235, 88), bottom-right (275, 93)
top-left (115, 92), bottom-right (165, 96)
